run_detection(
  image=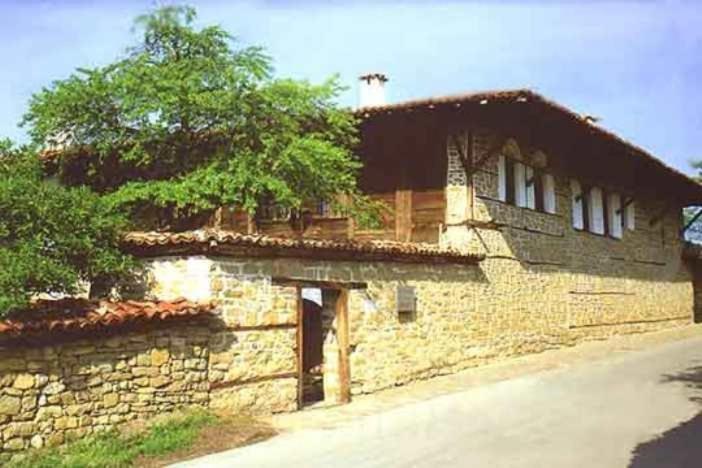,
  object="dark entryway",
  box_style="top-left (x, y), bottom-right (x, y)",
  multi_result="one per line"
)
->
top-left (301, 297), bottom-right (324, 404)
top-left (297, 286), bottom-right (350, 408)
